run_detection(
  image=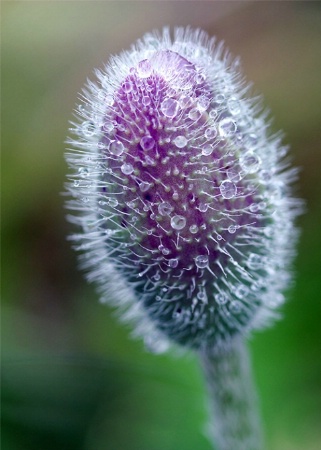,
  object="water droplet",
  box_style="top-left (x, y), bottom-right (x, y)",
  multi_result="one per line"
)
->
top-left (215, 93), bottom-right (225, 104)
top-left (78, 167), bottom-right (89, 178)
top-left (220, 180), bottom-right (237, 199)
top-left (226, 168), bottom-right (241, 182)
top-left (215, 292), bottom-right (228, 305)
top-left (82, 121), bottom-right (96, 137)
top-left (121, 163), bottom-right (134, 175)
top-left (197, 95), bottom-right (210, 112)
top-left (205, 127), bottom-right (217, 140)
top-left (196, 72), bottom-right (206, 84)
top-left (228, 225), bottom-right (237, 234)
top-left (195, 255), bottom-right (208, 268)
top-left (153, 272), bottom-right (160, 281)
top-left (122, 81), bottom-right (132, 93)
top-left (240, 152), bottom-right (261, 174)
top-left (209, 109), bottom-right (218, 119)
top-left (73, 180), bottom-right (80, 187)
top-left (219, 118), bottom-right (237, 137)
top-left (142, 95), bottom-right (151, 106)
top-left (230, 300), bottom-right (242, 314)
top-left (145, 335), bottom-right (169, 354)
top-left (109, 140), bottom-right (124, 156)
top-left (158, 202), bottom-right (173, 216)
top-left (247, 253), bottom-right (264, 269)
top-left (173, 135), bottom-right (187, 148)
top-left (170, 215), bottom-right (186, 230)
top-left (199, 203), bottom-right (208, 213)
top-left (179, 95), bottom-right (193, 109)
top-left (137, 59), bottom-right (152, 78)
top-left (103, 121), bottom-right (114, 133)
top-left (260, 170), bottom-right (272, 183)
top-left (108, 198), bottom-right (118, 207)
top-left (189, 225), bottom-right (199, 234)
top-left (268, 293), bottom-right (284, 308)
top-left (227, 97), bottom-right (241, 115)
top-left (197, 290), bottom-right (208, 303)
top-left (140, 135), bottom-right (155, 151)
top-left (168, 258), bottom-right (178, 268)
top-left (249, 203), bottom-right (259, 213)
top-left (188, 108), bottom-right (201, 121)
top-left (201, 144), bottom-right (213, 156)
top-left (139, 181), bottom-right (151, 192)
top-left (235, 285), bottom-right (248, 299)
top-left (161, 98), bottom-right (180, 118)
